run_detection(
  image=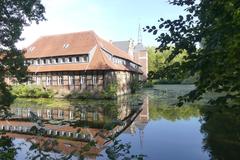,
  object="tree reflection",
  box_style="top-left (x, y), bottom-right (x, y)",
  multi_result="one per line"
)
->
top-left (200, 106), bottom-right (240, 160)
top-left (149, 102), bottom-right (200, 121)
top-left (0, 133), bottom-right (16, 160)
